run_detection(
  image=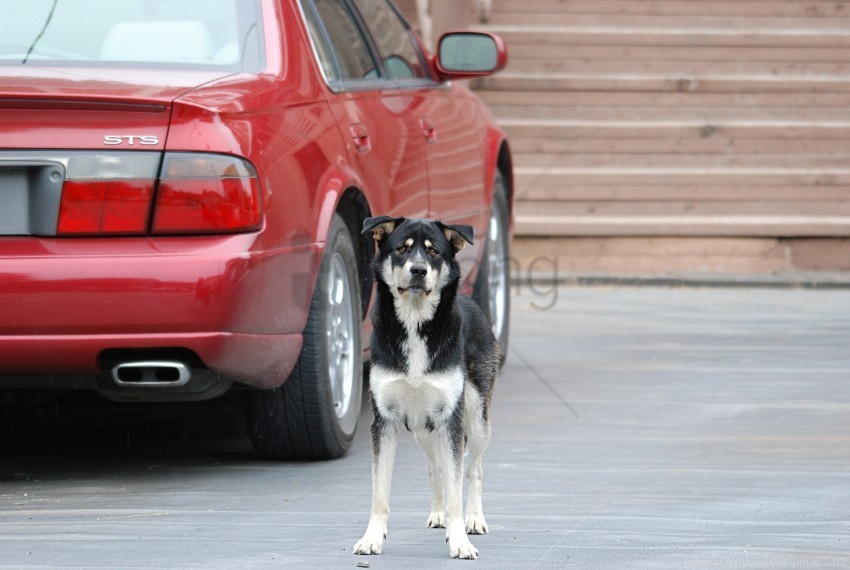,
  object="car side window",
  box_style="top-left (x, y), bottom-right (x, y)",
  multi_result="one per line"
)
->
top-left (352, 0), bottom-right (430, 81)
top-left (303, 0), bottom-right (379, 83)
